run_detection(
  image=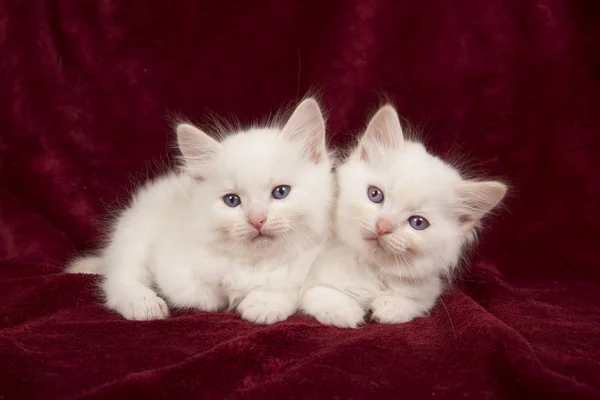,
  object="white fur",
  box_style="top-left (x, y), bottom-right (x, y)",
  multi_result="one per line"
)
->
top-left (65, 255), bottom-right (103, 274)
top-left (300, 105), bottom-right (506, 328)
top-left (68, 99), bottom-right (334, 322)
